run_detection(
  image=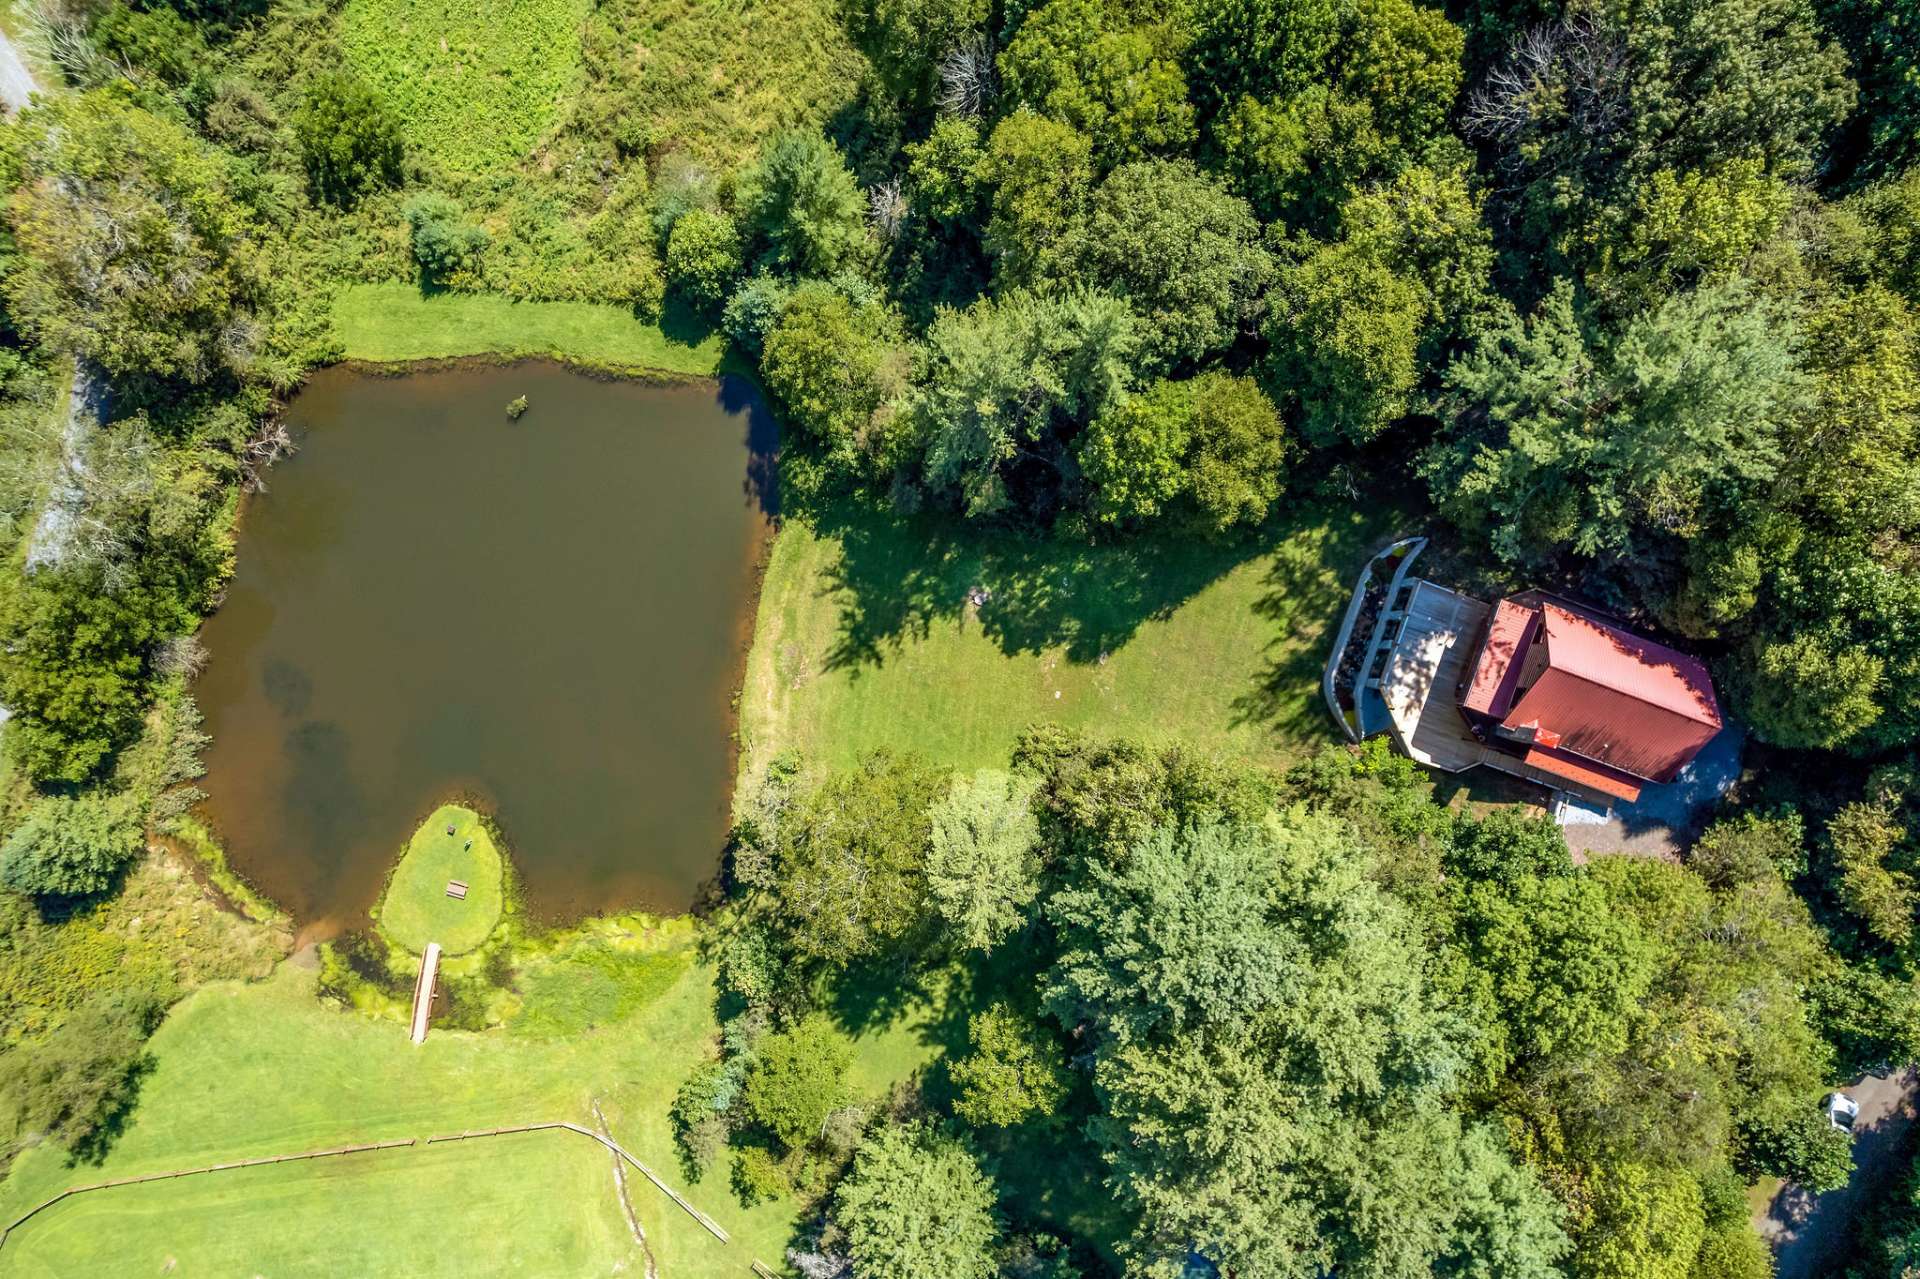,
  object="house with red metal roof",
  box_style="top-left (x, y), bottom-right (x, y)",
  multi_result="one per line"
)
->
top-left (1455, 595), bottom-right (1722, 803)
top-left (1329, 543), bottom-right (1724, 808)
